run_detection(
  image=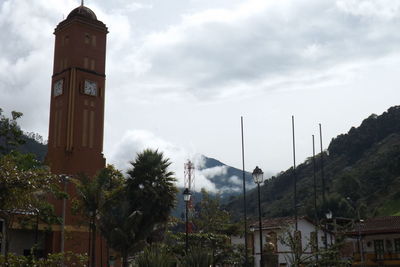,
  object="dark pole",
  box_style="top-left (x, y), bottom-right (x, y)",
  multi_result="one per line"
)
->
top-left (241, 116), bottom-right (249, 266)
top-left (91, 215), bottom-right (96, 267)
top-left (34, 209), bottom-right (39, 258)
top-left (185, 199), bottom-right (189, 253)
top-left (319, 123), bottom-right (328, 250)
top-left (257, 183), bottom-right (264, 267)
top-left (292, 116), bottom-right (298, 231)
top-left (100, 236), bottom-right (103, 267)
top-left (88, 218), bottom-right (92, 267)
top-left (312, 135), bottom-right (319, 262)
top-left (35, 210), bottom-right (39, 245)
